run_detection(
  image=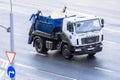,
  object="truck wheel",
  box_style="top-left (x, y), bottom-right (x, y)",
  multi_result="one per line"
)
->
top-left (62, 45), bottom-right (73, 59)
top-left (35, 38), bottom-right (47, 53)
top-left (88, 53), bottom-right (96, 57)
